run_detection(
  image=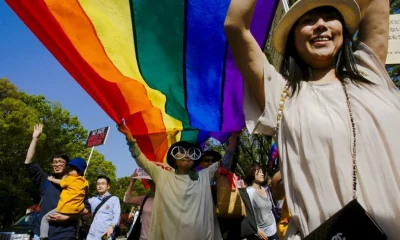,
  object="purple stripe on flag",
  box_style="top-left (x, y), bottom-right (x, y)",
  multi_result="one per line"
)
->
top-left (221, 0), bottom-right (279, 132)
